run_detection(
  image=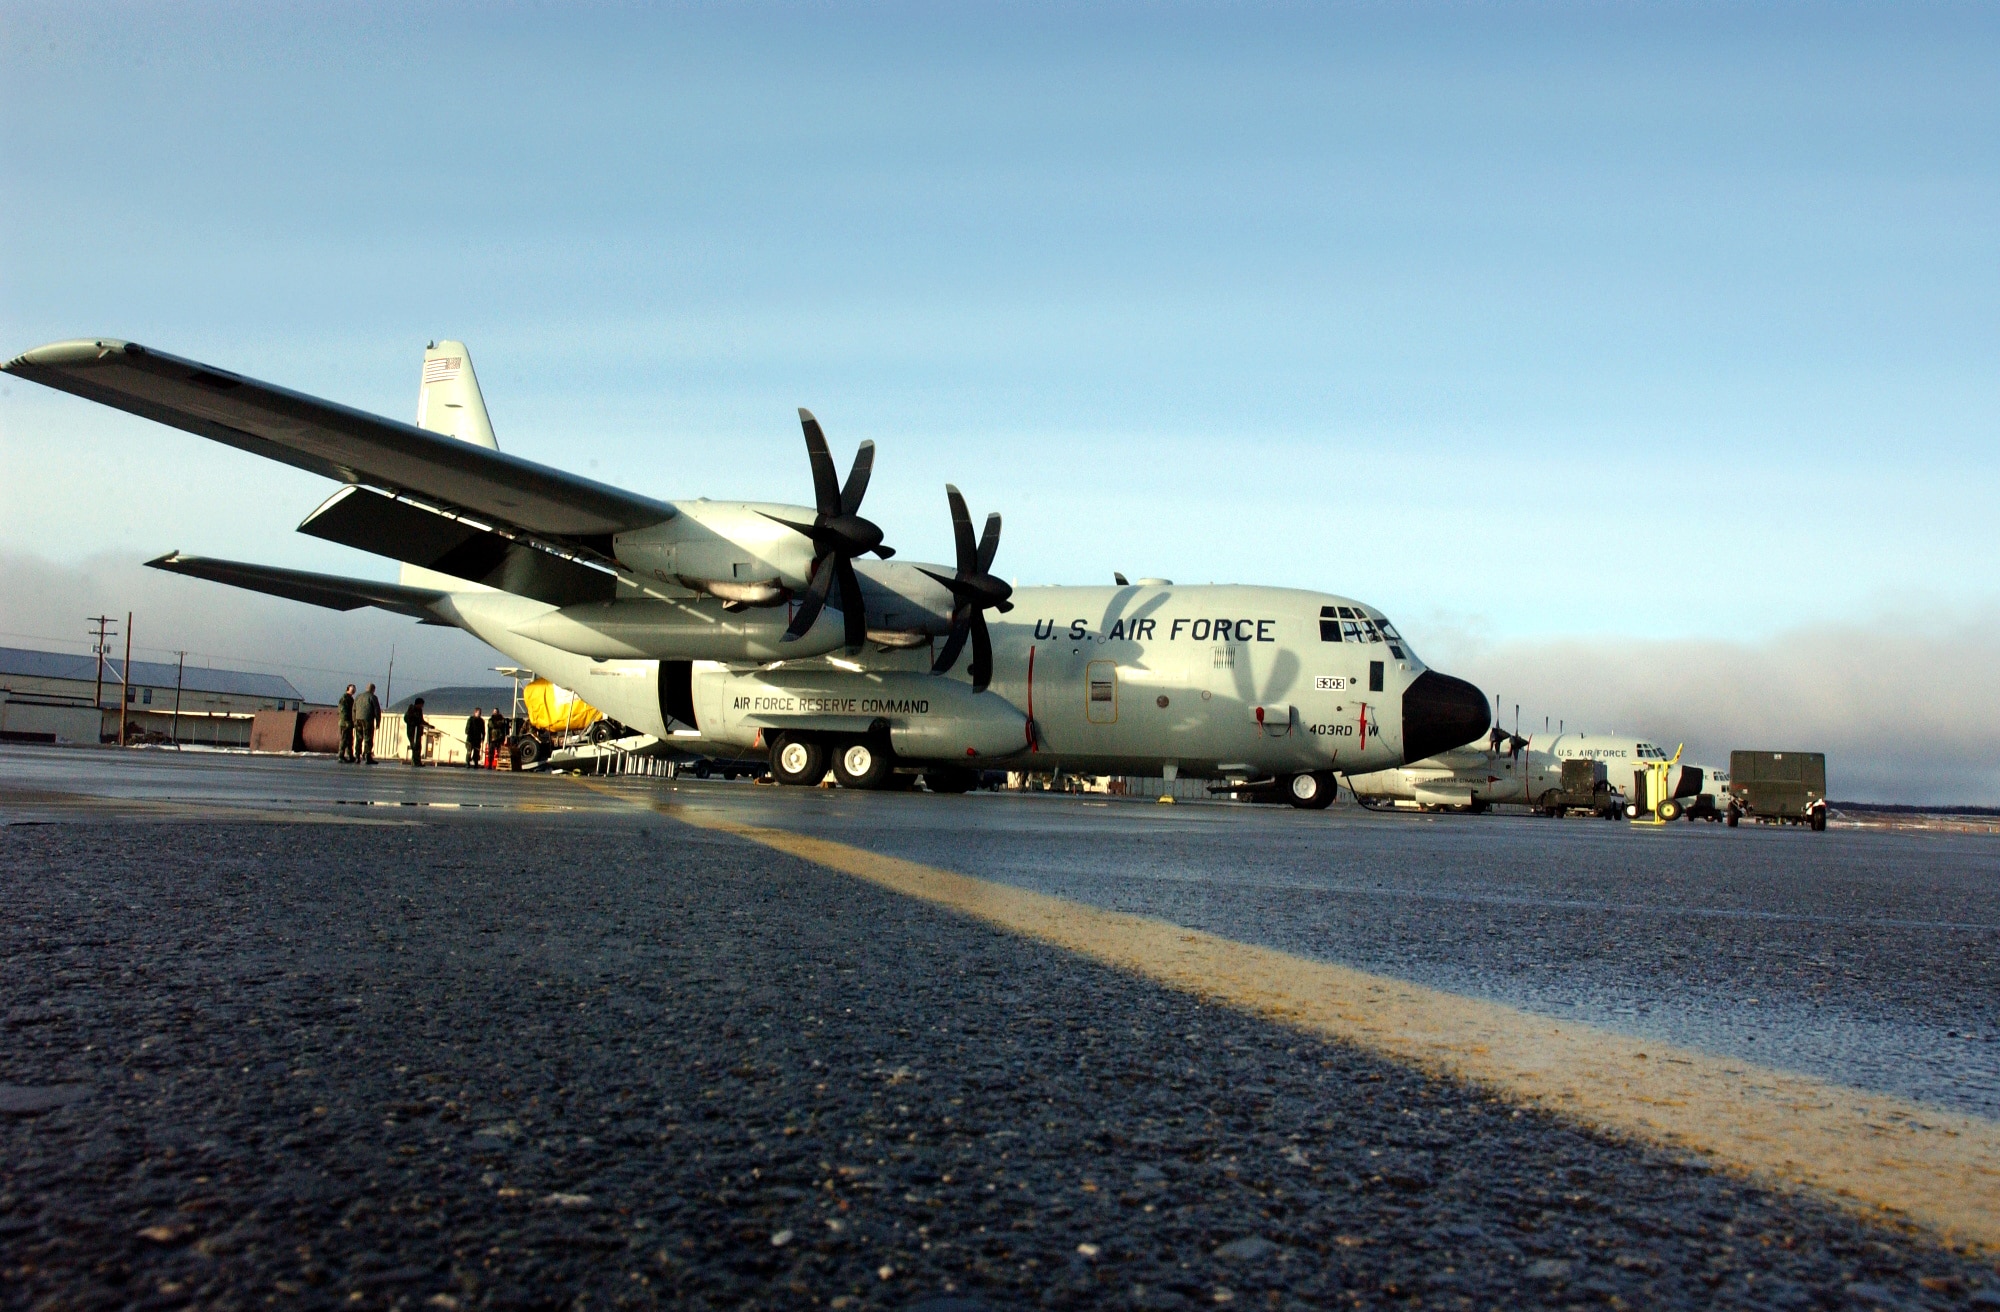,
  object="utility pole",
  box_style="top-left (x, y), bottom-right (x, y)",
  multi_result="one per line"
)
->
top-left (120, 612), bottom-right (133, 747)
top-left (385, 644), bottom-right (396, 708)
top-left (172, 650), bottom-right (186, 748)
top-left (87, 615), bottom-right (116, 743)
